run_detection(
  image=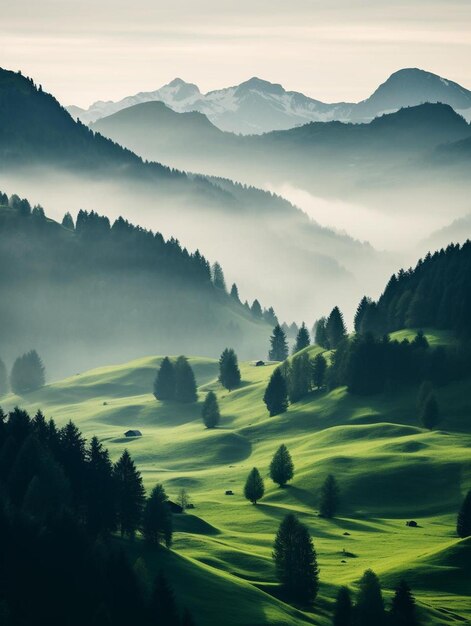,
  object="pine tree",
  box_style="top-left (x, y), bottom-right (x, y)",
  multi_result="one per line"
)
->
top-left (244, 467), bottom-right (264, 504)
top-left (273, 513), bottom-right (319, 604)
top-left (314, 317), bottom-right (329, 349)
top-left (326, 307), bottom-right (347, 349)
top-left (230, 283), bottom-right (240, 302)
top-left (354, 296), bottom-right (371, 334)
top-left (114, 450), bottom-right (146, 538)
top-left (263, 306), bottom-right (278, 326)
top-left (10, 350), bottom-right (46, 394)
top-left (456, 490), bottom-right (471, 538)
top-left (86, 436), bottom-right (116, 535)
top-left (263, 368), bottom-right (288, 416)
top-left (420, 393), bottom-right (440, 430)
top-left (61, 212), bottom-right (75, 230)
top-left (154, 357), bottom-right (176, 401)
top-left (174, 356), bottom-right (197, 403)
top-left (251, 299), bottom-right (263, 319)
top-left (211, 261), bottom-right (226, 291)
top-left (312, 353), bottom-right (327, 389)
top-left (355, 569), bottom-right (385, 626)
top-left (201, 391), bottom-right (220, 428)
top-left (58, 420), bottom-right (87, 506)
top-left (31, 409), bottom-right (48, 444)
top-left (390, 580), bottom-right (418, 626)
top-left (289, 353), bottom-right (312, 402)
top-left (142, 484), bottom-right (173, 547)
top-left (218, 348), bottom-right (241, 391)
top-left (268, 325), bottom-right (289, 361)
top-left (149, 574), bottom-right (180, 626)
top-left (333, 586), bottom-right (352, 626)
top-left (0, 357), bottom-right (8, 395)
top-left (269, 444), bottom-right (294, 487)
top-left (294, 322), bottom-right (310, 353)
top-left (319, 474), bottom-right (340, 518)
top-left (416, 380), bottom-right (433, 412)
